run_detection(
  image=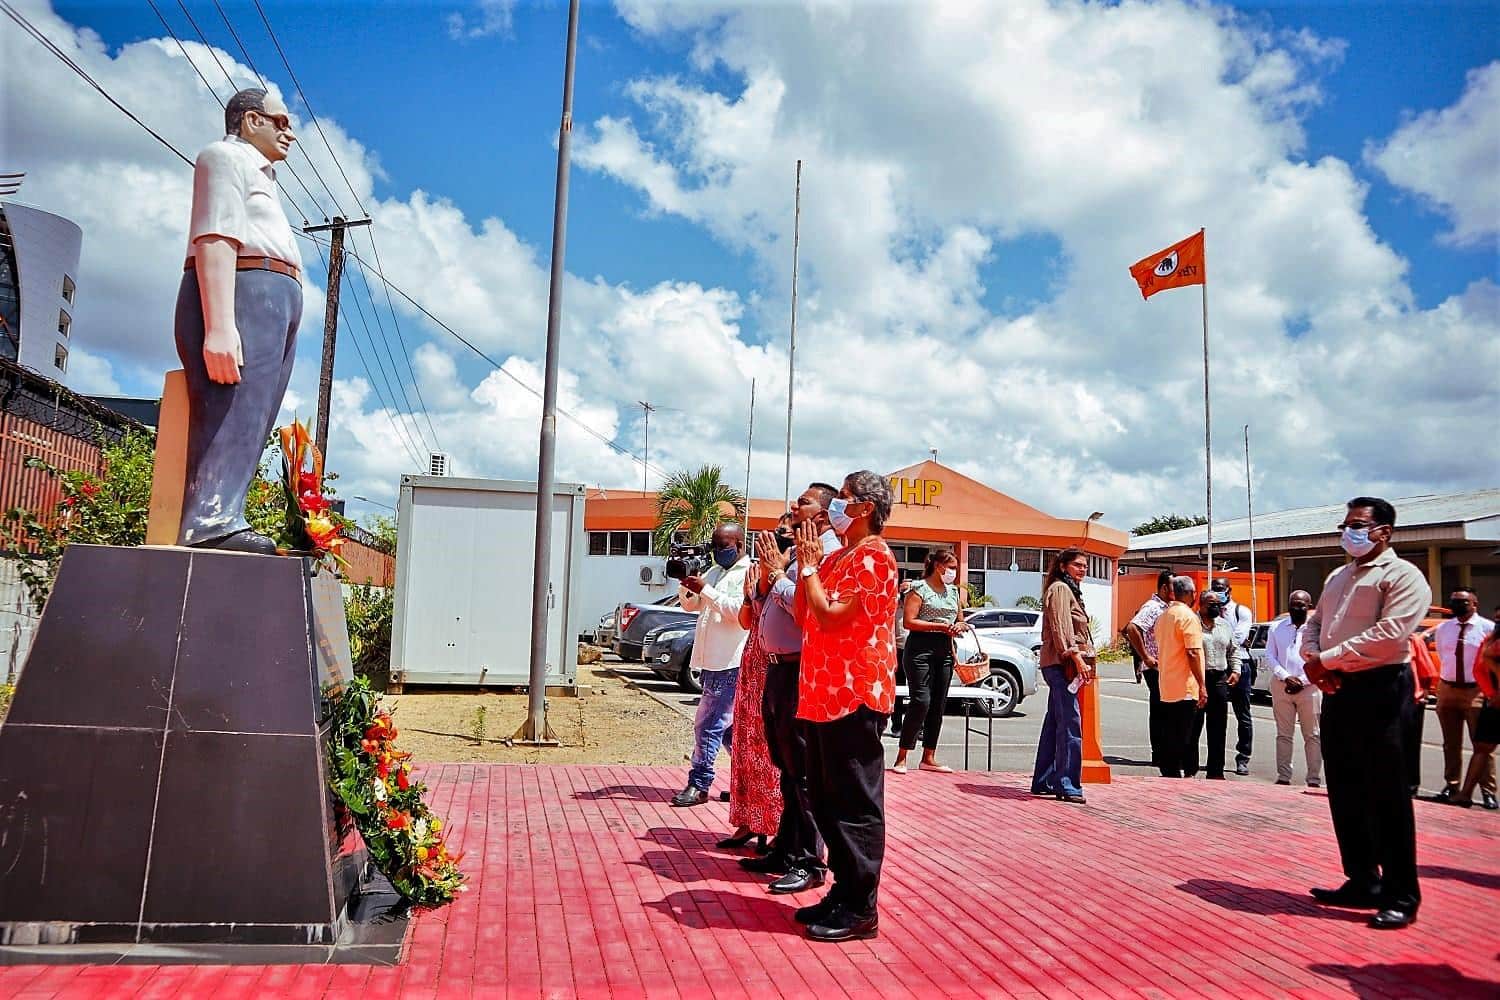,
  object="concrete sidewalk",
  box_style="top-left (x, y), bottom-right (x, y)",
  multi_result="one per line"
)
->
top-left (2, 764), bottom-right (1496, 997)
